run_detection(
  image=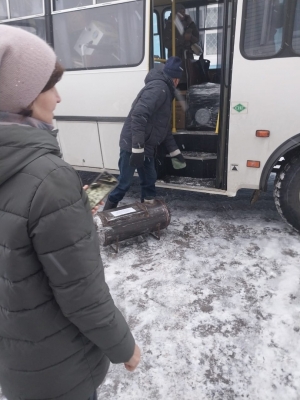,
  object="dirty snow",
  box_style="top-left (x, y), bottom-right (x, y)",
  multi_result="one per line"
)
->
top-left (97, 174), bottom-right (300, 400)
top-left (1, 175), bottom-right (299, 400)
